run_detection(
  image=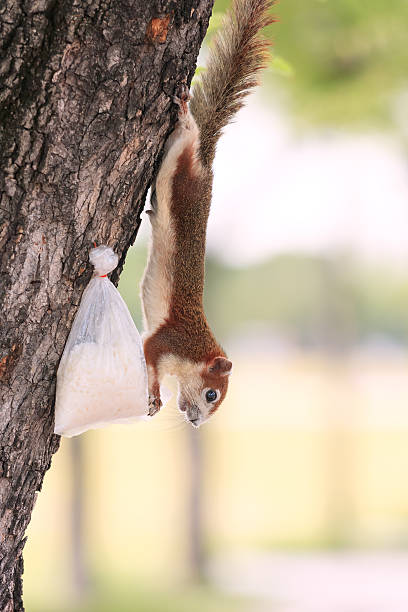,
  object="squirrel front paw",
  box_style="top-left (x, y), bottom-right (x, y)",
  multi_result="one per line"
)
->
top-left (148, 394), bottom-right (162, 417)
